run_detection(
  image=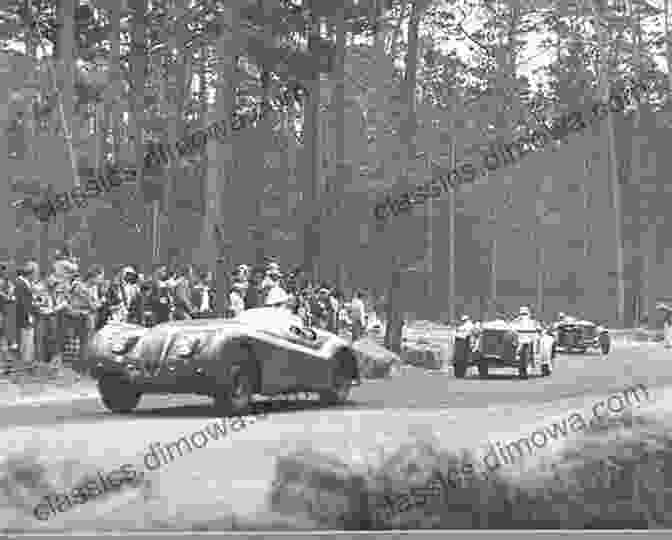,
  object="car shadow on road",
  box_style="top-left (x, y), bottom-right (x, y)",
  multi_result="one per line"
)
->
top-left (112, 396), bottom-right (366, 419)
top-left (460, 372), bottom-right (548, 381)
